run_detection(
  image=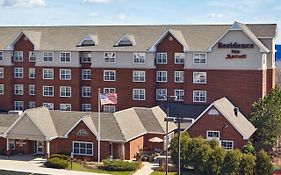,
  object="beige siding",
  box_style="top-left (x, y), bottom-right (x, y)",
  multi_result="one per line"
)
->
top-left (35, 51), bottom-right (80, 67)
